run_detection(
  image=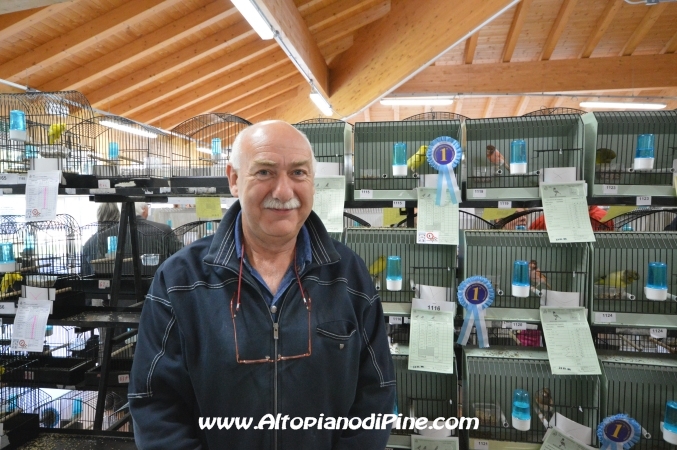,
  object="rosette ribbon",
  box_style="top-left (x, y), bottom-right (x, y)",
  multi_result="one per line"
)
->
top-left (457, 276), bottom-right (494, 348)
top-left (597, 414), bottom-right (641, 450)
top-left (426, 137), bottom-right (462, 205)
